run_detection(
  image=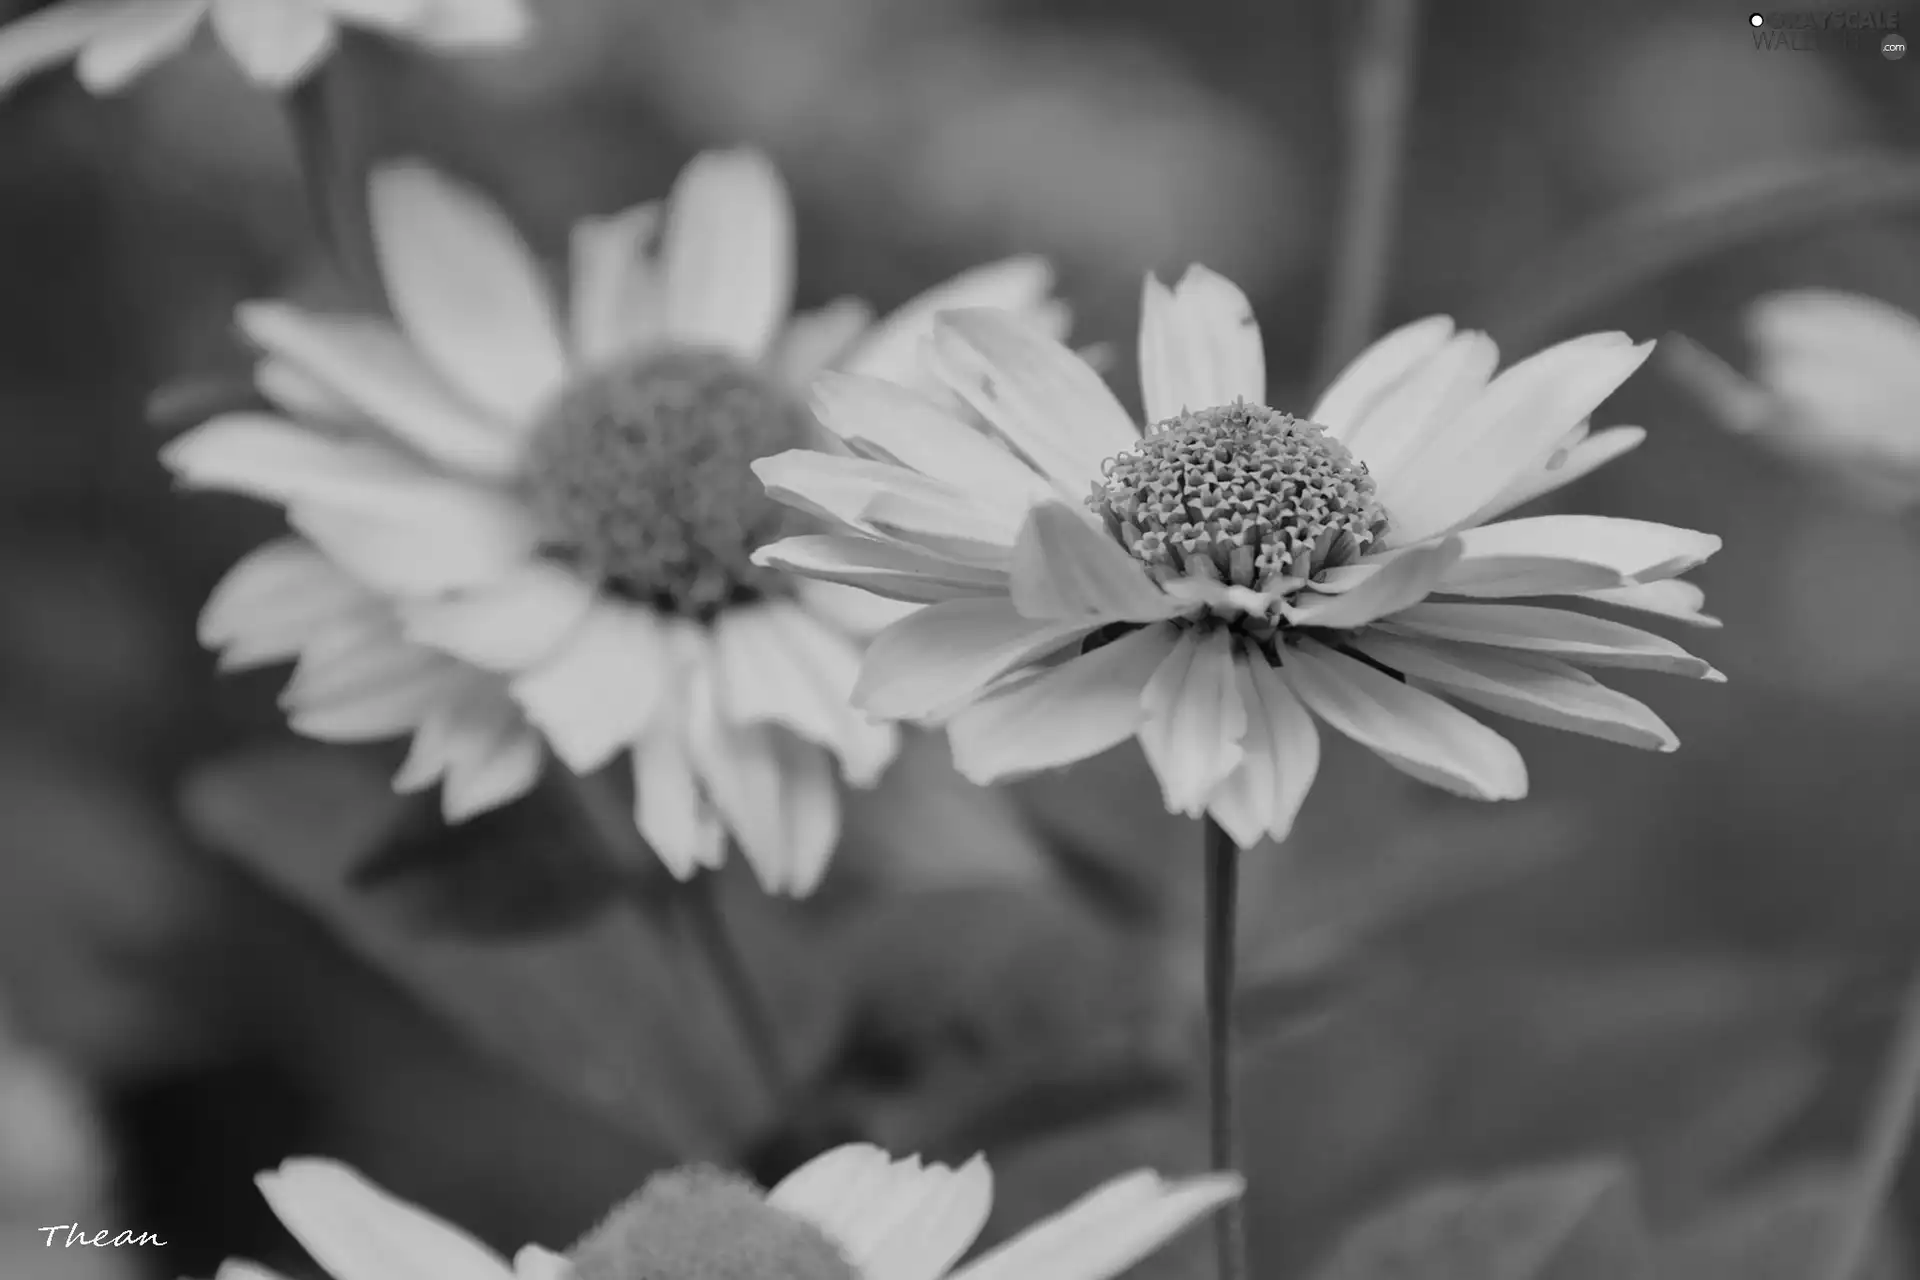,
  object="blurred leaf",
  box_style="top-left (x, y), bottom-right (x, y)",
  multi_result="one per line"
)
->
top-left (1310, 1159), bottom-right (1655, 1280)
top-left (180, 741), bottom-right (839, 1160)
top-left (1655, 1167), bottom-right (1909, 1280)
